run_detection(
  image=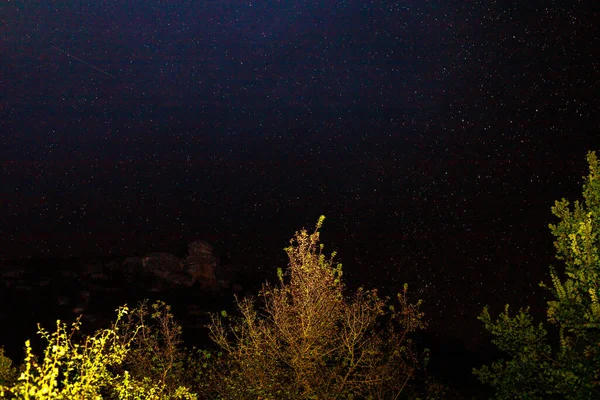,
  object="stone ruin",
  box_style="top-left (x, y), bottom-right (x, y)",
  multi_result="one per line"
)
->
top-left (184, 240), bottom-right (218, 288)
top-left (188, 240), bottom-right (213, 255)
top-left (121, 240), bottom-right (219, 289)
